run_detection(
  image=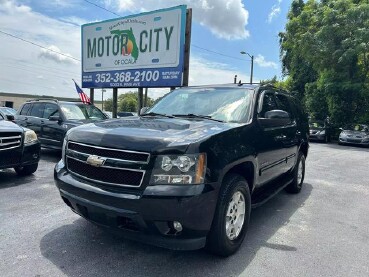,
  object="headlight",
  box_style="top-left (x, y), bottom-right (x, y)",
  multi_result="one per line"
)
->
top-left (150, 153), bottom-right (206, 185)
top-left (24, 130), bottom-right (38, 144)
